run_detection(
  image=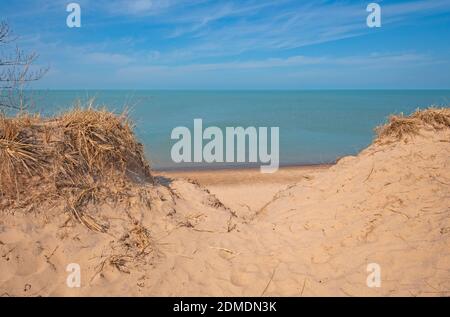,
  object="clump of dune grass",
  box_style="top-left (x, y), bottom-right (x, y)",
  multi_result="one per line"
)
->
top-left (58, 106), bottom-right (152, 185)
top-left (376, 115), bottom-right (420, 140)
top-left (411, 107), bottom-right (450, 129)
top-left (376, 107), bottom-right (450, 141)
top-left (0, 104), bottom-right (154, 230)
top-left (0, 114), bottom-right (48, 199)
